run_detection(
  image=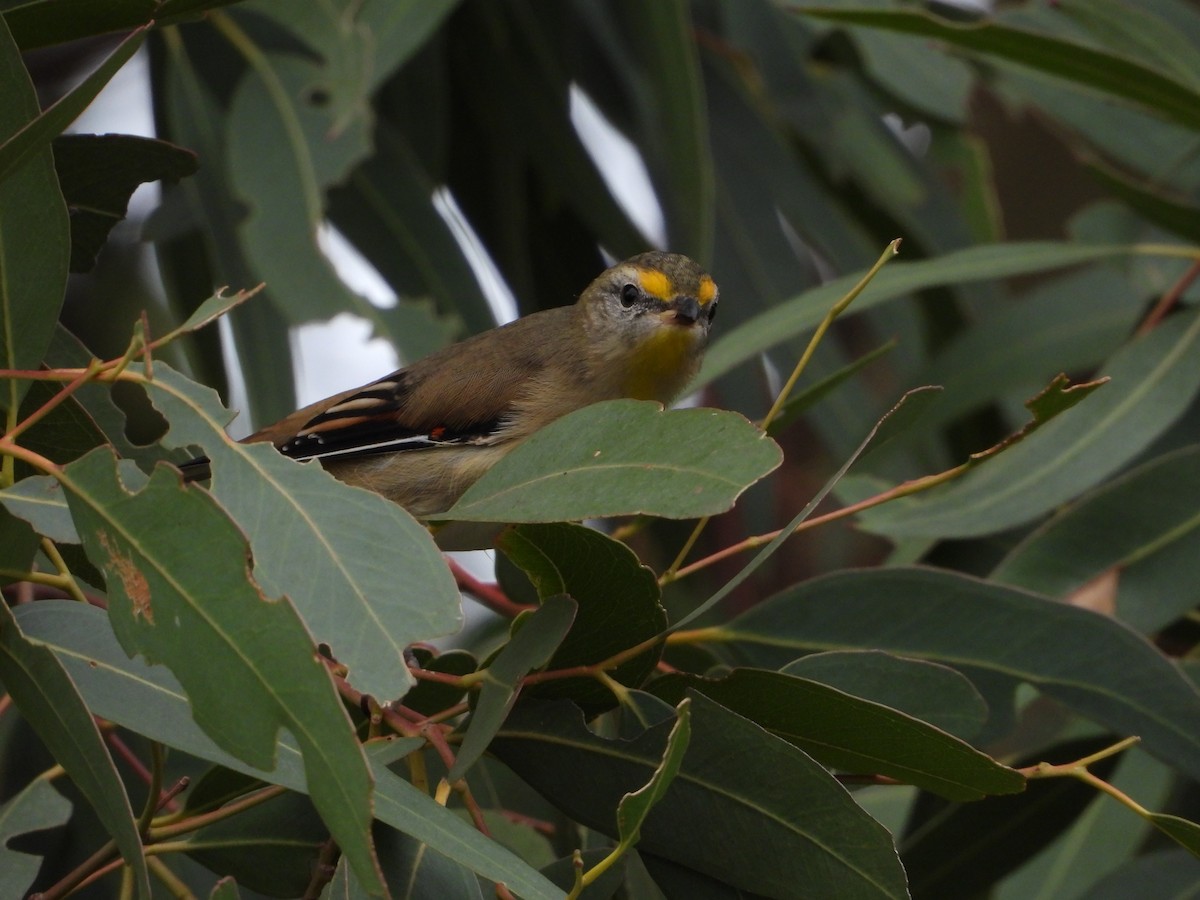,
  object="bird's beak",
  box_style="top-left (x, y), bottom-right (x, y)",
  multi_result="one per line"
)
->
top-left (667, 296), bottom-right (702, 326)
